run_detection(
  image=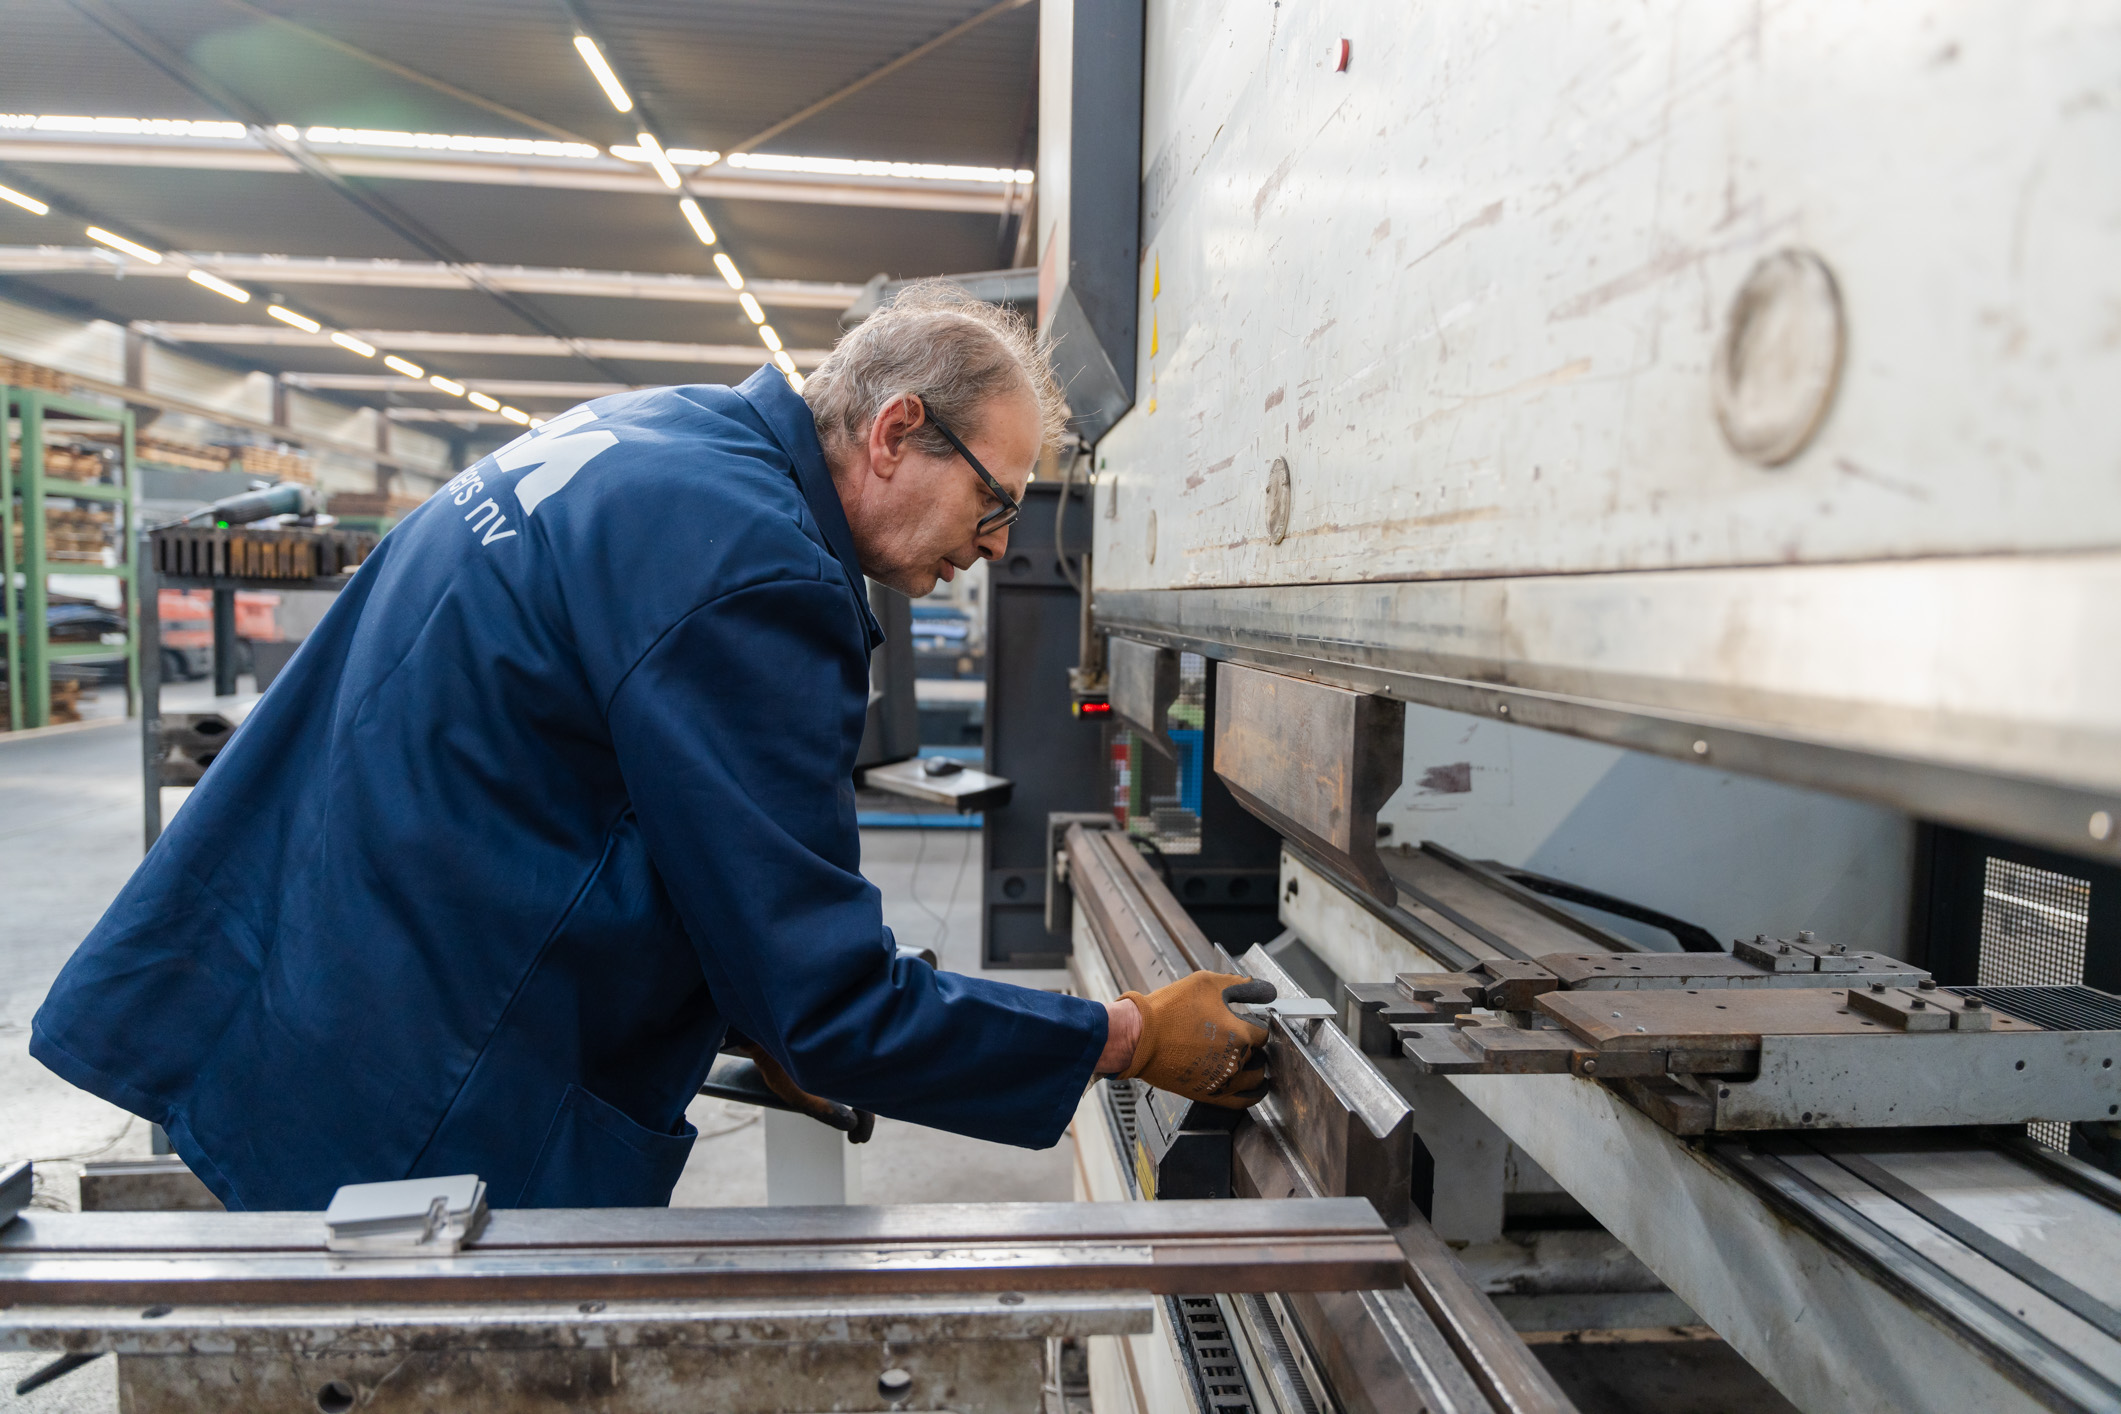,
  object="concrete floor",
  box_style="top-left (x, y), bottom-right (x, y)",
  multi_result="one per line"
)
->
top-left (0, 708), bottom-right (1076, 1409)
